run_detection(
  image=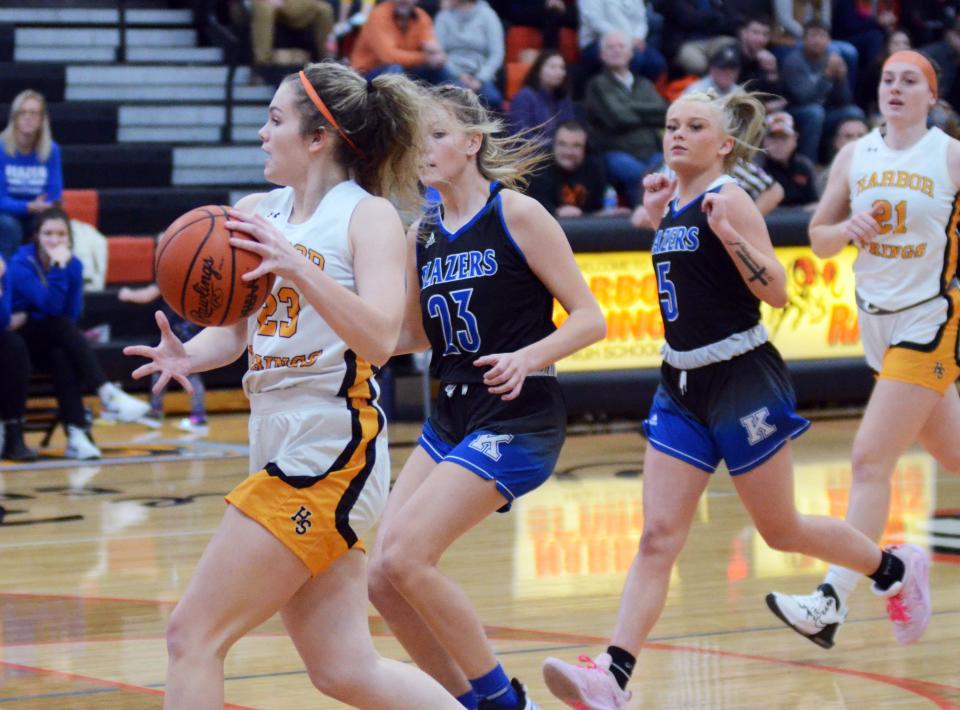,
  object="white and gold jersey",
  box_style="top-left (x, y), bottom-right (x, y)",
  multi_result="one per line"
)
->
top-left (849, 127), bottom-right (960, 312)
top-left (242, 181), bottom-right (374, 399)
